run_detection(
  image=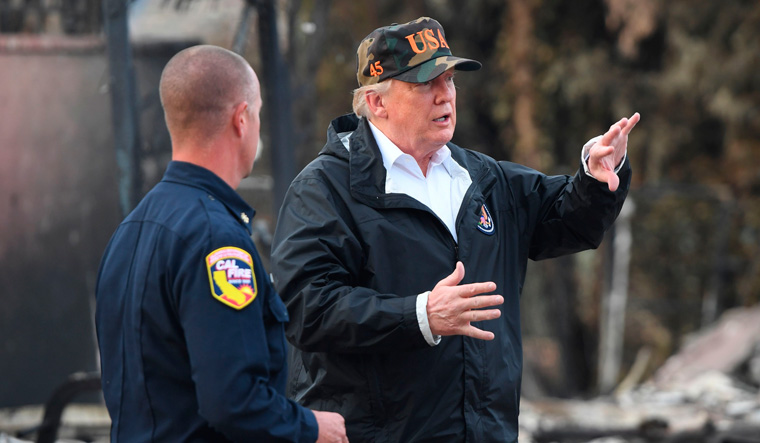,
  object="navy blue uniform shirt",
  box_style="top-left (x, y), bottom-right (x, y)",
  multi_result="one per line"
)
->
top-left (96, 161), bottom-right (318, 442)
